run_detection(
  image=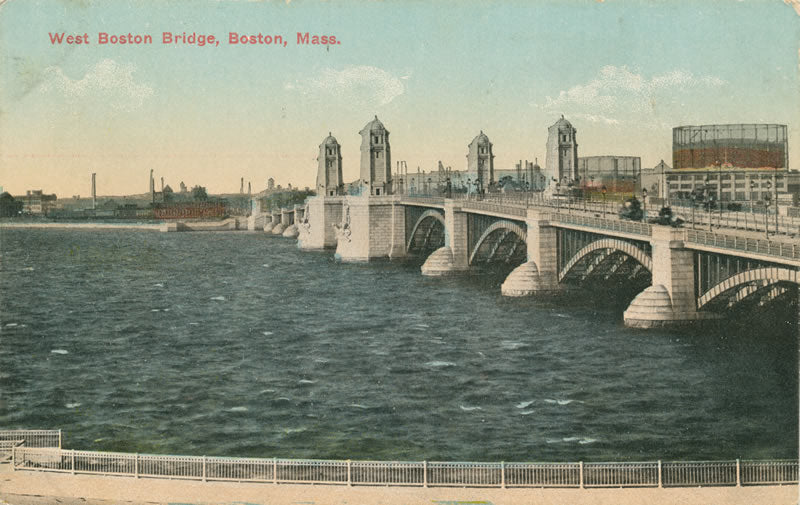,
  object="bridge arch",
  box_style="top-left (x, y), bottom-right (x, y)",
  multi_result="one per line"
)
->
top-left (406, 209), bottom-right (445, 252)
top-left (468, 220), bottom-right (527, 265)
top-left (697, 267), bottom-right (799, 310)
top-left (559, 238), bottom-right (652, 282)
